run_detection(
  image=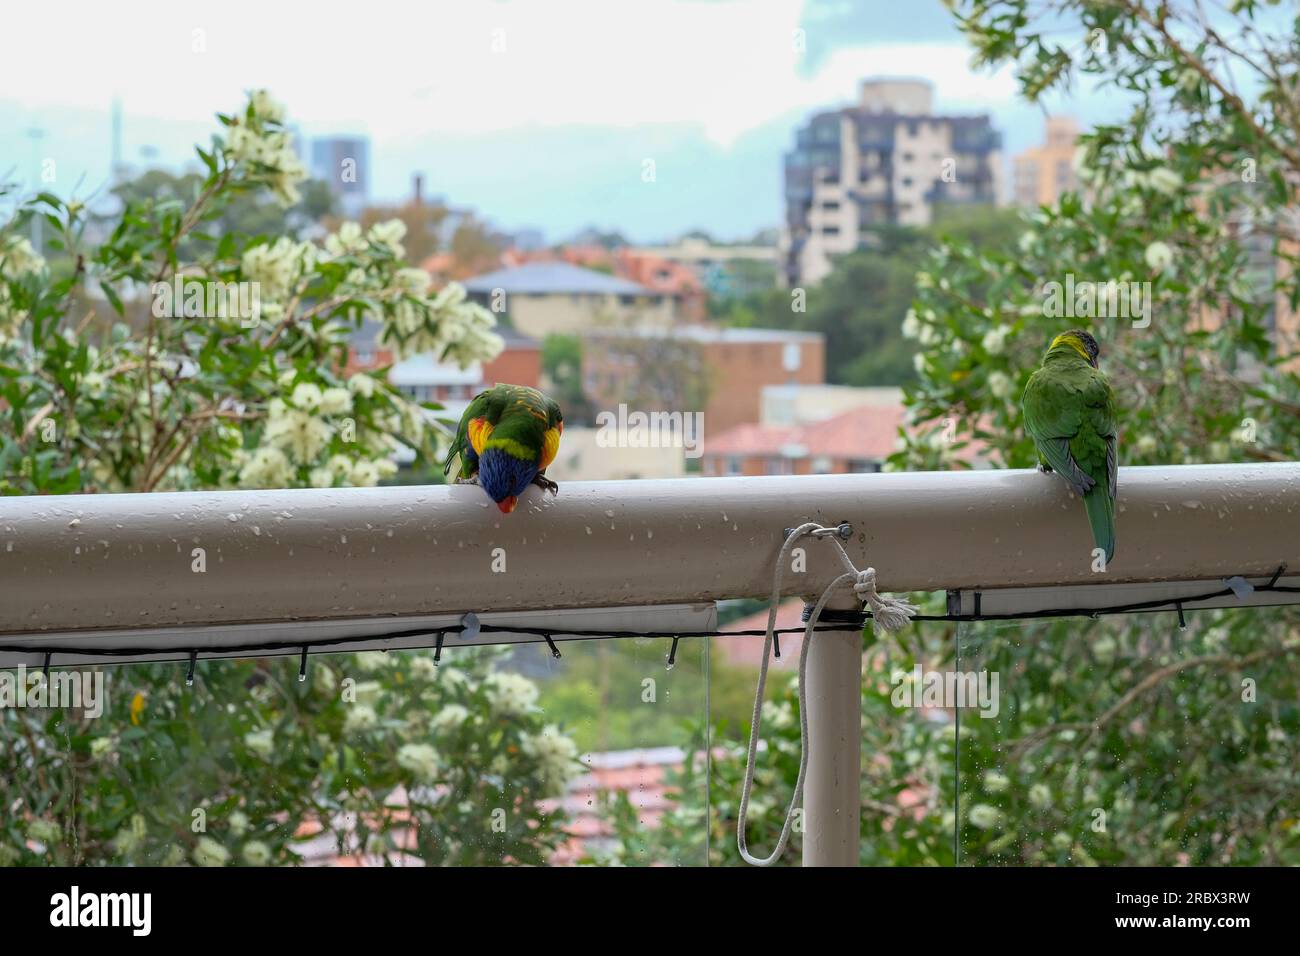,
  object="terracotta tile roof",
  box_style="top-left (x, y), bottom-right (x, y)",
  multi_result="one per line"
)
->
top-left (705, 405), bottom-right (904, 460)
top-left (703, 422), bottom-right (798, 456)
top-left (717, 600), bottom-right (806, 668)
